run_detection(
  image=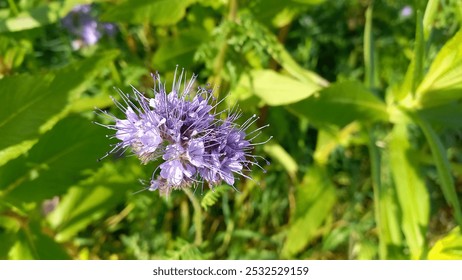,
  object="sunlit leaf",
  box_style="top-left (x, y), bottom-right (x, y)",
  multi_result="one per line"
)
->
top-left (416, 29), bottom-right (462, 107)
top-left (0, 51), bottom-right (118, 155)
top-left (102, 0), bottom-right (196, 25)
top-left (281, 165), bottom-right (336, 257)
top-left (237, 70), bottom-right (319, 106)
top-left (263, 142), bottom-right (298, 178)
top-left (378, 182), bottom-right (406, 259)
top-left (47, 162), bottom-right (138, 242)
top-left (8, 221), bottom-right (69, 260)
top-left (0, 1), bottom-right (86, 33)
top-left (389, 121), bottom-right (429, 259)
top-left (0, 215), bottom-right (20, 259)
top-left (288, 81), bottom-right (388, 127)
top-left (0, 116), bottom-right (108, 205)
top-left (249, 0), bottom-right (324, 28)
top-left (428, 227), bottom-right (462, 259)
top-left (0, 73), bottom-right (53, 152)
